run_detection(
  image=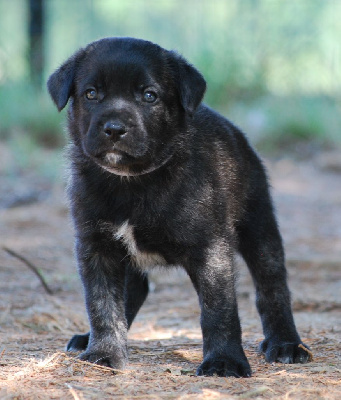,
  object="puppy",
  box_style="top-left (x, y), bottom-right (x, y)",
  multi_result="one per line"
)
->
top-left (47, 37), bottom-right (310, 377)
